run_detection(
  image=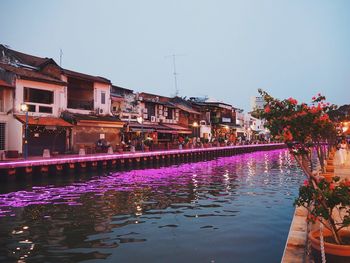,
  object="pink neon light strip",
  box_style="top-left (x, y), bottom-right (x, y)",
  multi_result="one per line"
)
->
top-left (0, 143), bottom-right (285, 169)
